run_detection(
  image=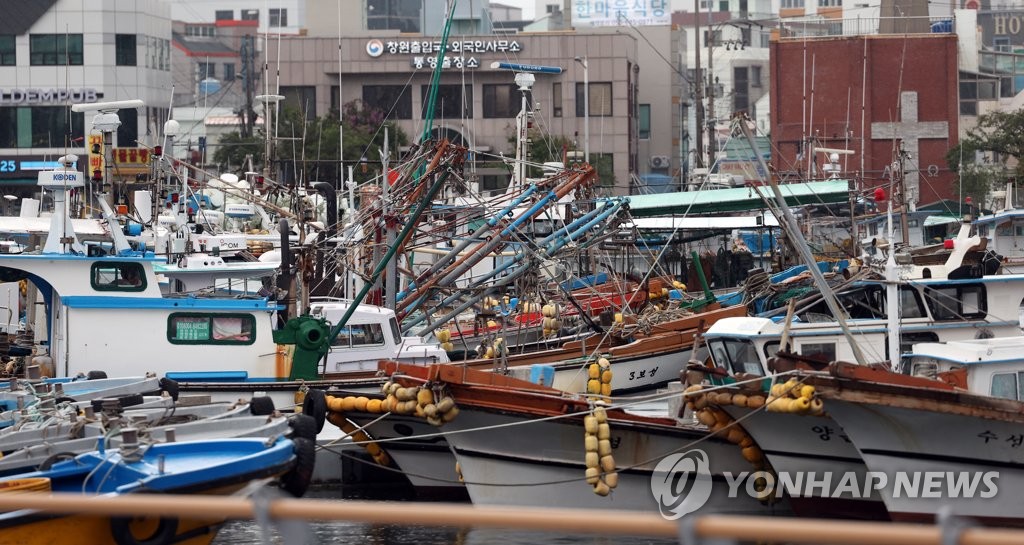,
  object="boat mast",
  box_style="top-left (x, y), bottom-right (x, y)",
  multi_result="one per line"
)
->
top-left (737, 116), bottom-right (867, 365)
